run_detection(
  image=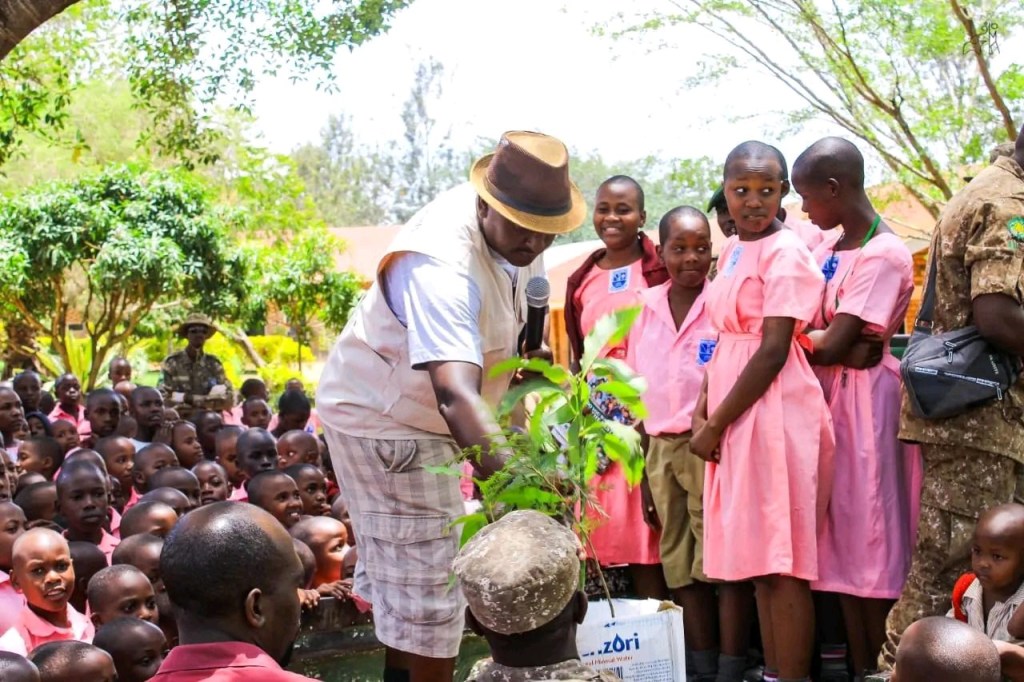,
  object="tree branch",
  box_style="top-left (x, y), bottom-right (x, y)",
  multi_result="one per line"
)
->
top-left (0, 0), bottom-right (82, 60)
top-left (670, 0), bottom-right (951, 214)
top-left (948, 0), bottom-right (1018, 139)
